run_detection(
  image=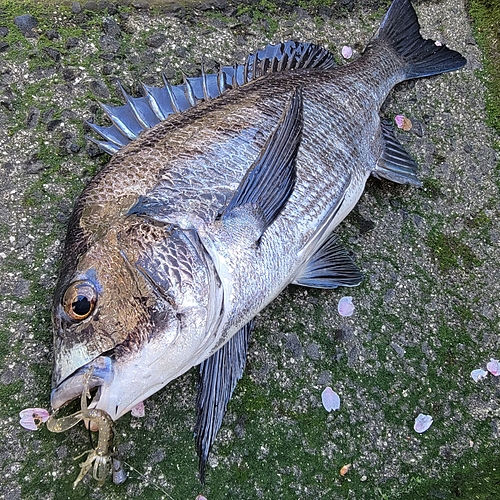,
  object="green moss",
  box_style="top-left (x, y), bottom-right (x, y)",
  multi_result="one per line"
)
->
top-left (426, 227), bottom-right (481, 273)
top-left (398, 442), bottom-right (500, 499)
top-left (421, 177), bottom-right (443, 199)
top-left (467, 209), bottom-right (492, 230)
top-left (204, 10), bottom-right (234, 25)
top-left (453, 304), bottom-right (474, 323)
top-left (469, 0), bottom-right (500, 137)
top-left (427, 322), bottom-right (471, 388)
top-left (465, 209), bottom-right (494, 244)
top-left (0, 380), bottom-right (24, 418)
